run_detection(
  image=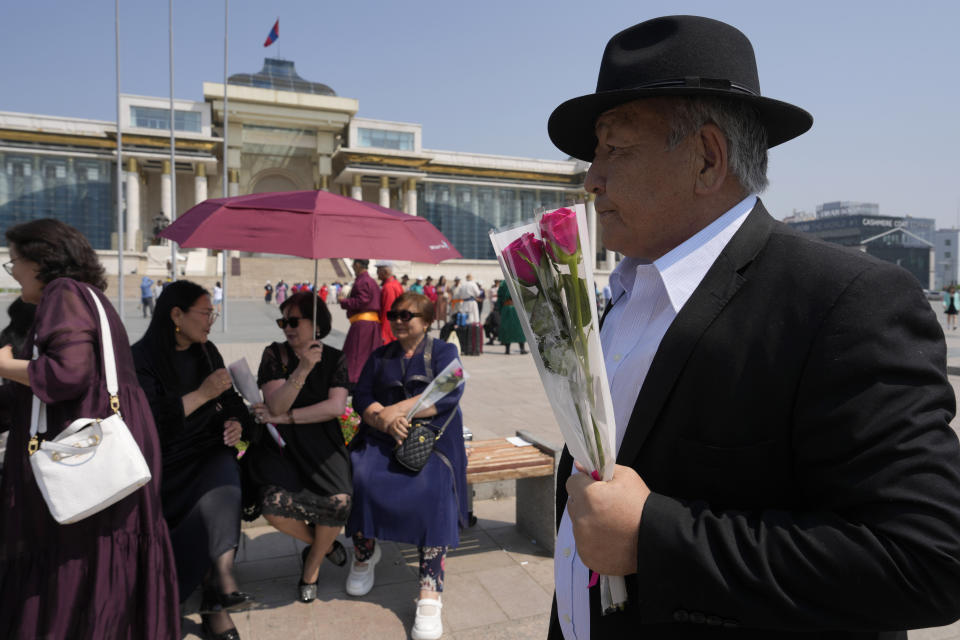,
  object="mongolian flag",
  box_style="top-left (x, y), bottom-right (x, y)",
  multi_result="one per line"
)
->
top-left (264, 19), bottom-right (279, 47)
